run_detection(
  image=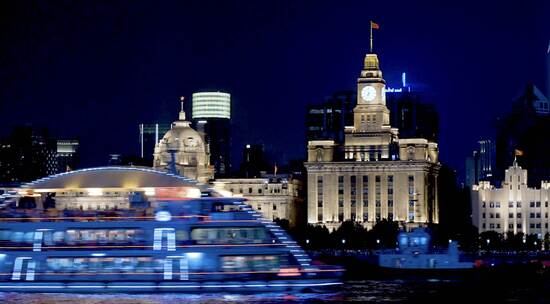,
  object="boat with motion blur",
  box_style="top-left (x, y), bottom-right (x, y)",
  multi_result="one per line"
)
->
top-left (0, 167), bottom-right (342, 293)
top-left (376, 228), bottom-right (474, 273)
